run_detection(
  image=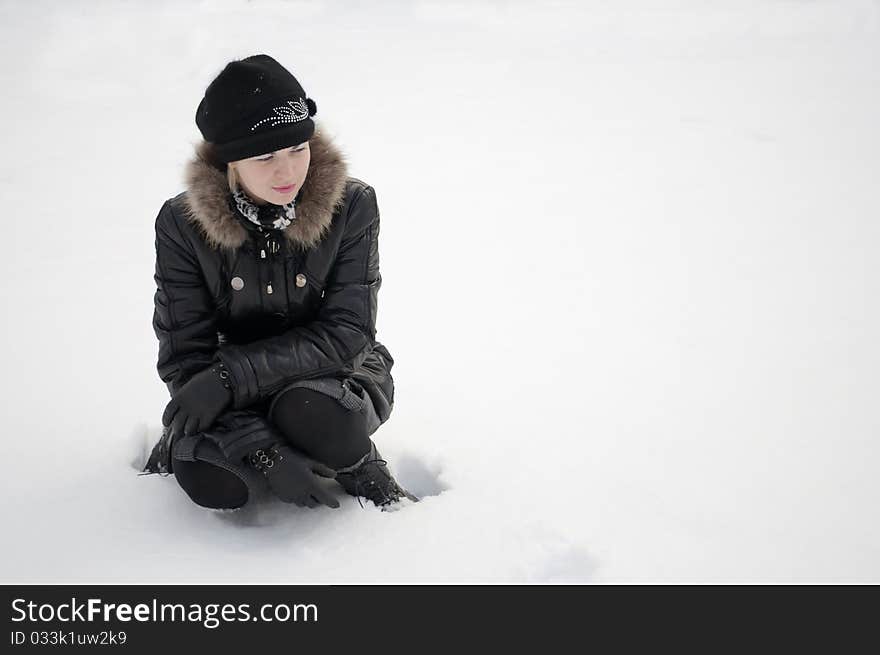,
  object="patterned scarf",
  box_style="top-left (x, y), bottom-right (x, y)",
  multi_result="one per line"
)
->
top-left (231, 187), bottom-right (297, 232)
